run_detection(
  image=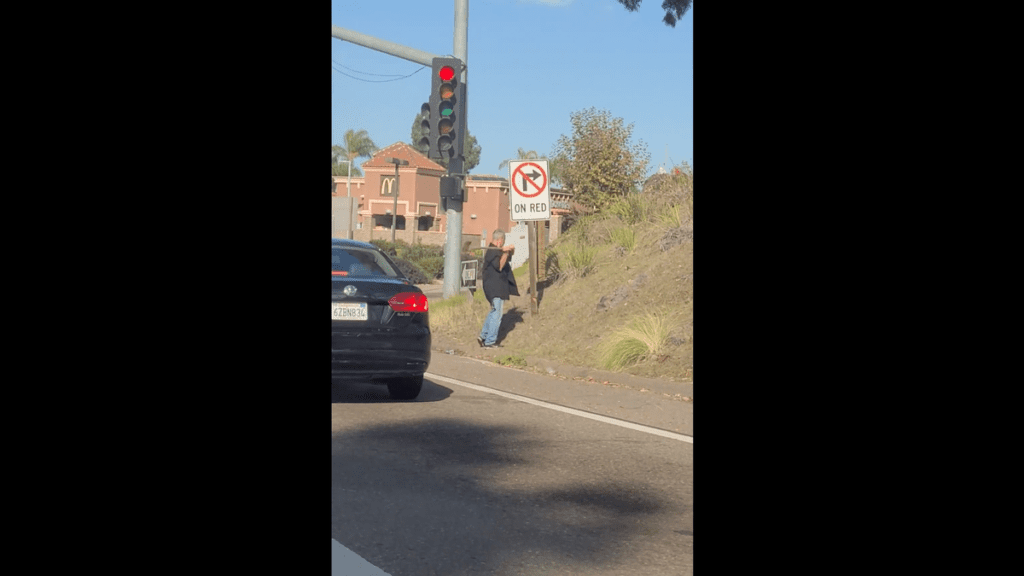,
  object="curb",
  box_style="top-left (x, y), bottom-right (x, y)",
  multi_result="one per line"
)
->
top-left (431, 336), bottom-right (692, 402)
